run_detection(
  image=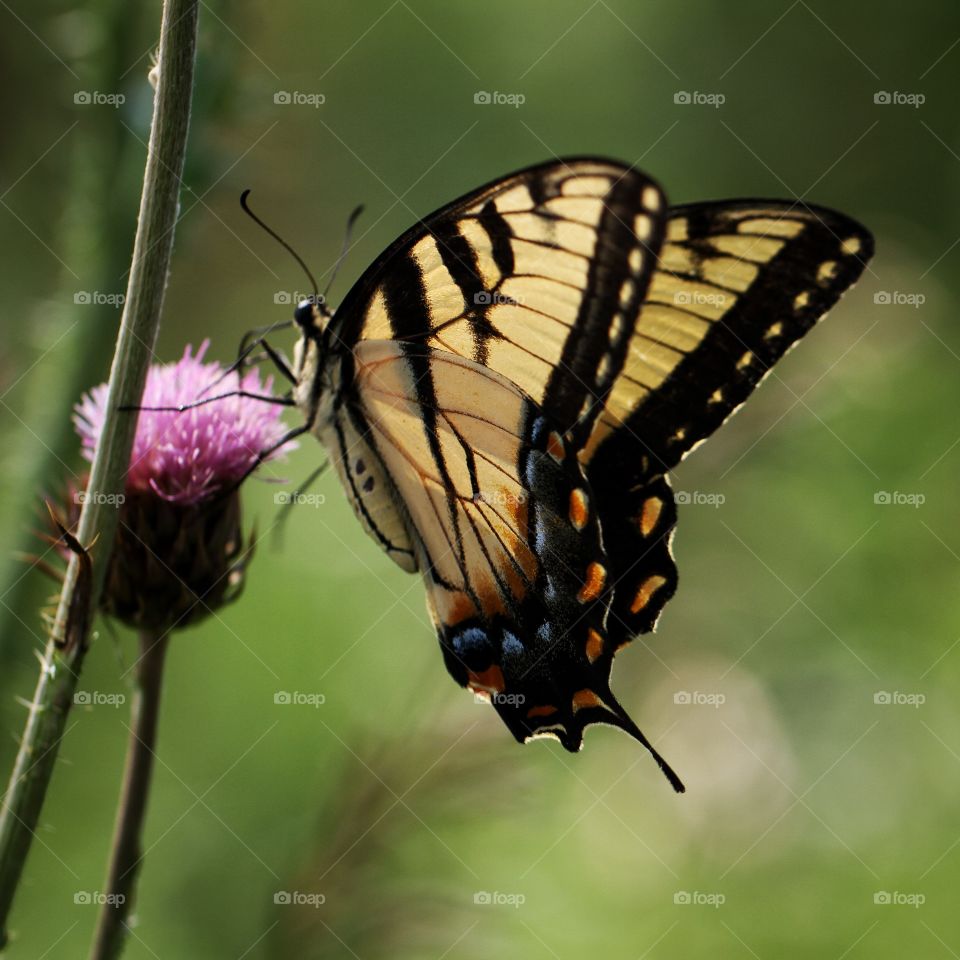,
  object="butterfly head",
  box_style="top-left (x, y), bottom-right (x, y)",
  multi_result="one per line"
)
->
top-left (293, 296), bottom-right (329, 334)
